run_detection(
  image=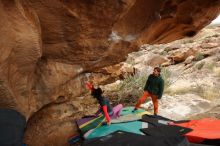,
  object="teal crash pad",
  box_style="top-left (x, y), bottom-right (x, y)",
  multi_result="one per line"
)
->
top-left (85, 107), bottom-right (147, 139)
top-left (86, 121), bottom-right (145, 139)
